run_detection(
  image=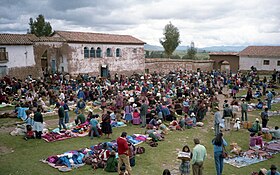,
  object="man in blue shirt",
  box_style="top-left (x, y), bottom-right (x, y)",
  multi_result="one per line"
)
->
top-left (89, 115), bottom-right (100, 139)
top-left (266, 91), bottom-right (273, 110)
